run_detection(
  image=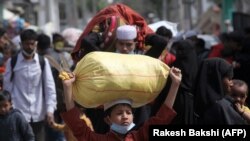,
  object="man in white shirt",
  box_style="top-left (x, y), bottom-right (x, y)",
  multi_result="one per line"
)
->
top-left (3, 29), bottom-right (57, 141)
